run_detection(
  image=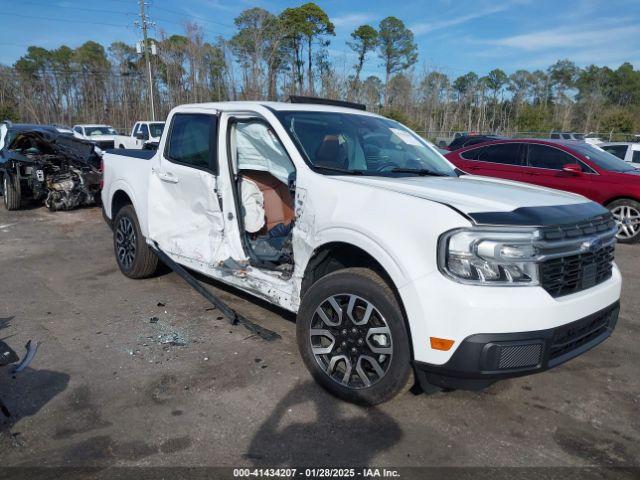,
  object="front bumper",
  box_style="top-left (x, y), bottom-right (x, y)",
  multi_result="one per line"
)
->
top-left (414, 301), bottom-right (619, 391)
